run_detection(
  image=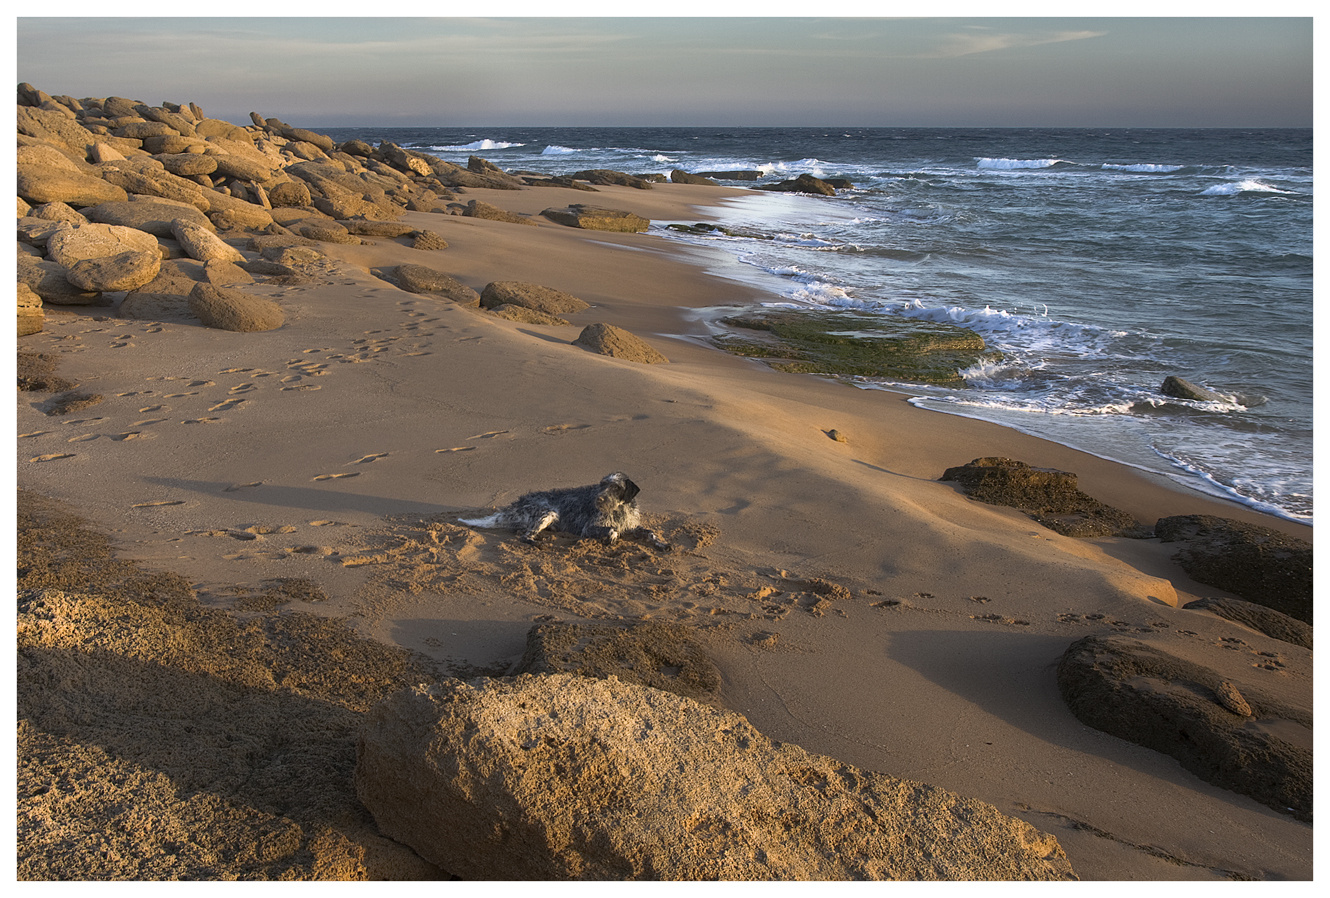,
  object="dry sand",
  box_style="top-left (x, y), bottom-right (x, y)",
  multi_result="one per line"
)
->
top-left (15, 181), bottom-right (1313, 880)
